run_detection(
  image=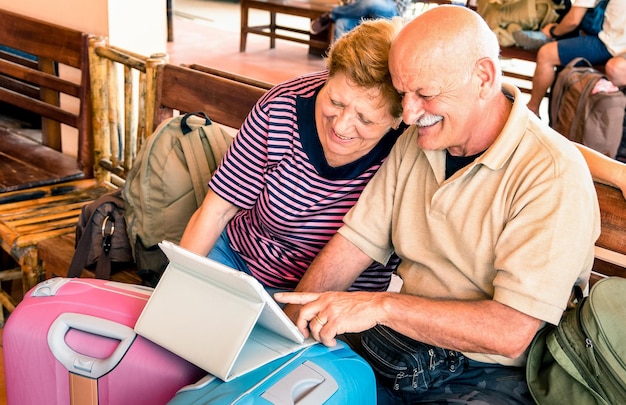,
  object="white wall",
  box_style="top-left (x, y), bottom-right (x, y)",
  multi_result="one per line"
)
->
top-left (0, 0), bottom-right (167, 56)
top-left (1, 0), bottom-right (167, 155)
